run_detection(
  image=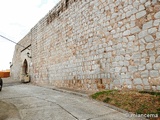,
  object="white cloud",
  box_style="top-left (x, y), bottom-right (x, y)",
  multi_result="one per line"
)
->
top-left (0, 0), bottom-right (60, 70)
